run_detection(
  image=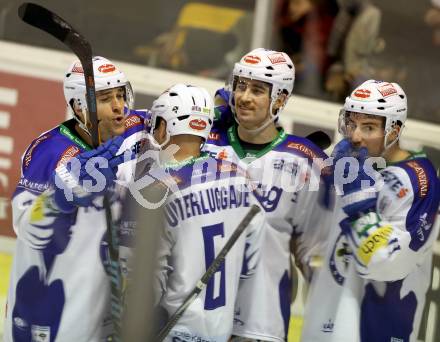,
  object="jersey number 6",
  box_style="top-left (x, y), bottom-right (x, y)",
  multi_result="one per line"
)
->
top-left (202, 223), bottom-right (226, 310)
